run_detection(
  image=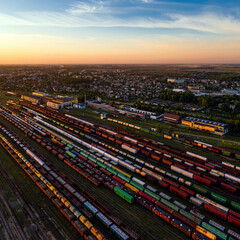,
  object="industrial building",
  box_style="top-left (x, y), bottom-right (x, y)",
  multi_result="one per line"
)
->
top-left (21, 94), bottom-right (42, 104)
top-left (181, 116), bottom-right (228, 135)
top-left (21, 92), bottom-right (76, 110)
top-left (47, 99), bottom-right (72, 110)
top-left (57, 95), bottom-right (78, 104)
top-left (127, 107), bottom-right (157, 117)
top-left (87, 101), bottom-right (115, 112)
top-left (32, 91), bottom-right (49, 97)
top-left (163, 113), bottom-right (182, 123)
